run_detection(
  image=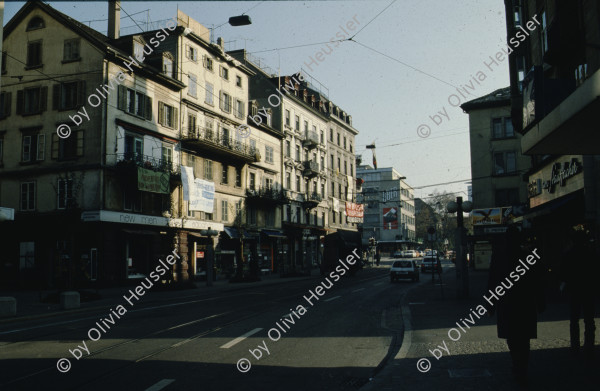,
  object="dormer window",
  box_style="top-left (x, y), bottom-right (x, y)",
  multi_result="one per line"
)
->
top-left (133, 40), bottom-right (145, 63)
top-left (162, 53), bottom-right (174, 77)
top-left (27, 17), bottom-right (45, 31)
